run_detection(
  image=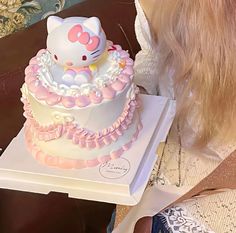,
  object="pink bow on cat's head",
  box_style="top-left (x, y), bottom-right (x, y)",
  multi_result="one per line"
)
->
top-left (68, 24), bottom-right (100, 51)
